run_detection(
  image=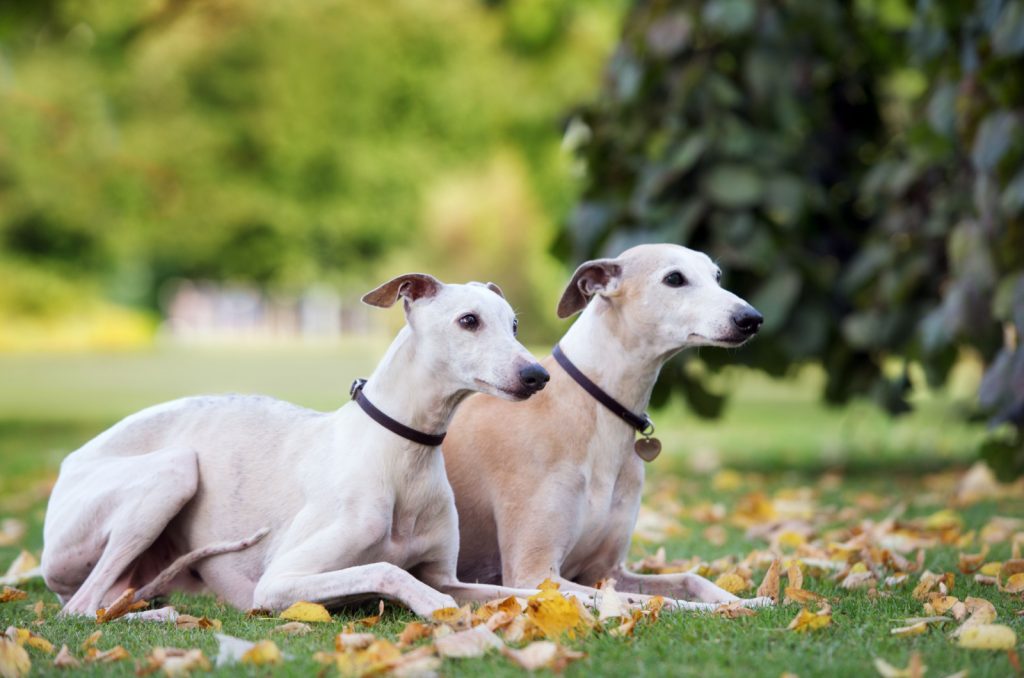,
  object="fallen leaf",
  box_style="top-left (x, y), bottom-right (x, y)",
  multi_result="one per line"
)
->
top-left (526, 588), bottom-right (585, 639)
top-left (787, 562), bottom-right (804, 591)
top-left (240, 640), bottom-right (282, 666)
top-left (0, 637), bottom-right (30, 678)
top-left (714, 601), bottom-right (756, 619)
top-left (1001, 572), bottom-right (1024, 594)
top-left (597, 580), bottom-right (626, 621)
top-left (432, 605), bottom-right (472, 631)
top-left (923, 594), bottom-right (959, 616)
top-left (873, 652), bottom-right (925, 678)
top-left (890, 621), bottom-right (928, 637)
top-left (787, 605), bottom-right (831, 633)
top-left (85, 646), bottom-right (130, 663)
top-left (397, 621), bottom-right (433, 647)
top-left (95, 588), bottom-right (148, 623)
top-left (4, 627), bottom-right (53, 654)
top-left (279, 601), bottom-right (331, 623)
top-left (501, 641), bottom-right (585, 672)
top-left (137, 647), bottom-right (210, 677)
top-left (714, 572), bottom-right (749, 595)
top-left (52, 645), bottom-right (79, 670)
top-left (80, 631), bottom-right (102, 651)
top-left (0, 552), bottom-right (39, 587)
top-left (956, 624), bottom-right (1017, 650)
top-left (434, 625), bottom-right (503, 658)
top-left (958, 547), bottom-right (988, 574)
top-left (272, 621), bottom-right (311, 636)
top-left (784, 587), bottom-right (827, 607)
top-left (336, 633), bottom-right (376, 651)
top-left (175, 615), bottom-right (222, 631)
top-left (0, 589), bottom-right (26, 605)
top-left (757, 559), bottom-right (781, 602)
